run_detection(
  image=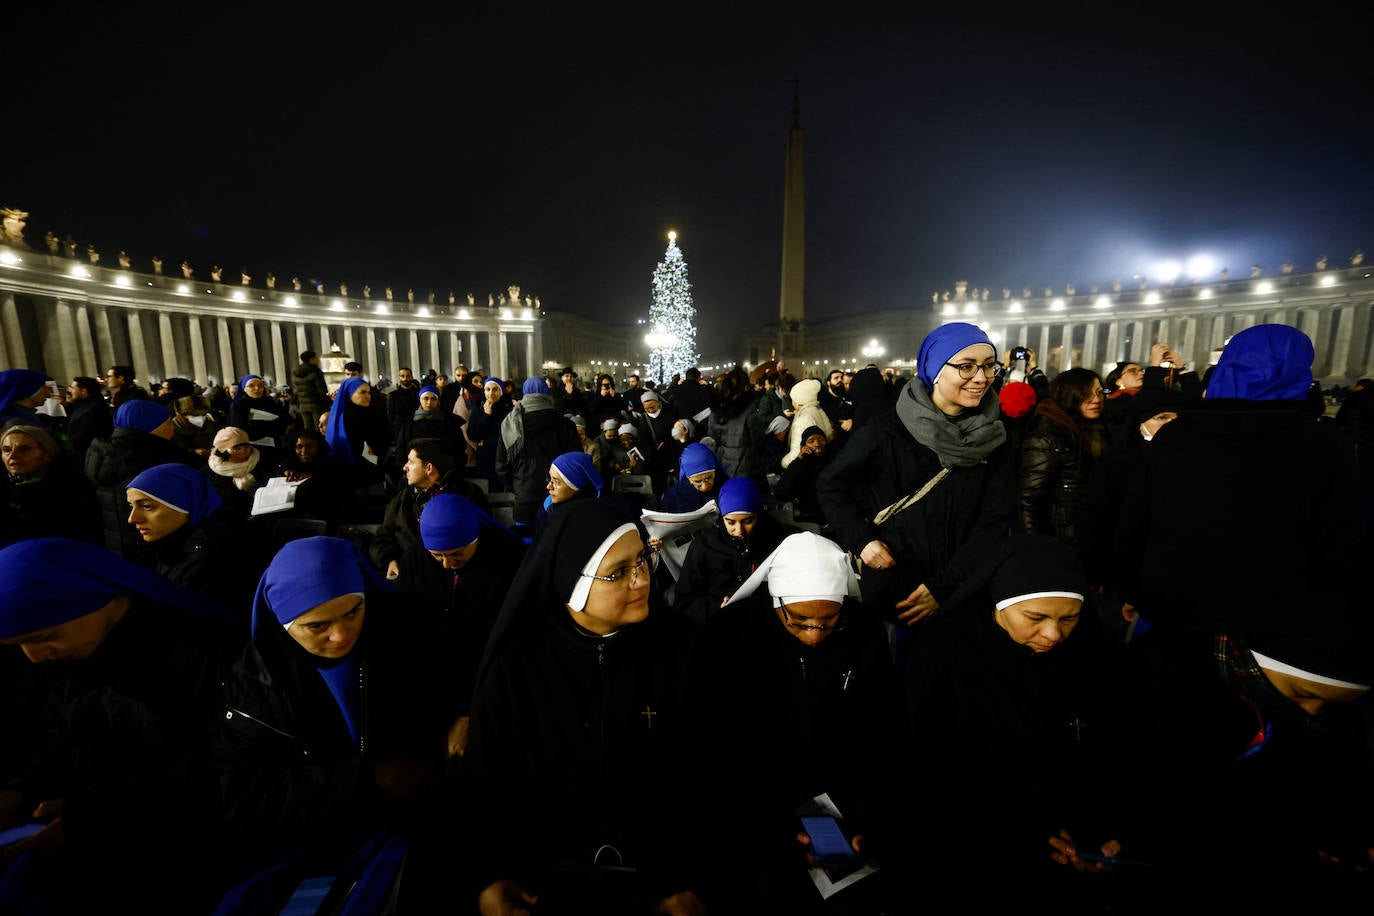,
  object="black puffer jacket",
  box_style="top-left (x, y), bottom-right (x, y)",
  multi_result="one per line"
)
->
top-left (707, 388), bottom-right (766, 485)
top-left (1016, 399), bottom-right (1108, 550)
top-left (496, 397), bottom-right (581, 523)
top-left (673, 514), bottom-right (796, 624)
